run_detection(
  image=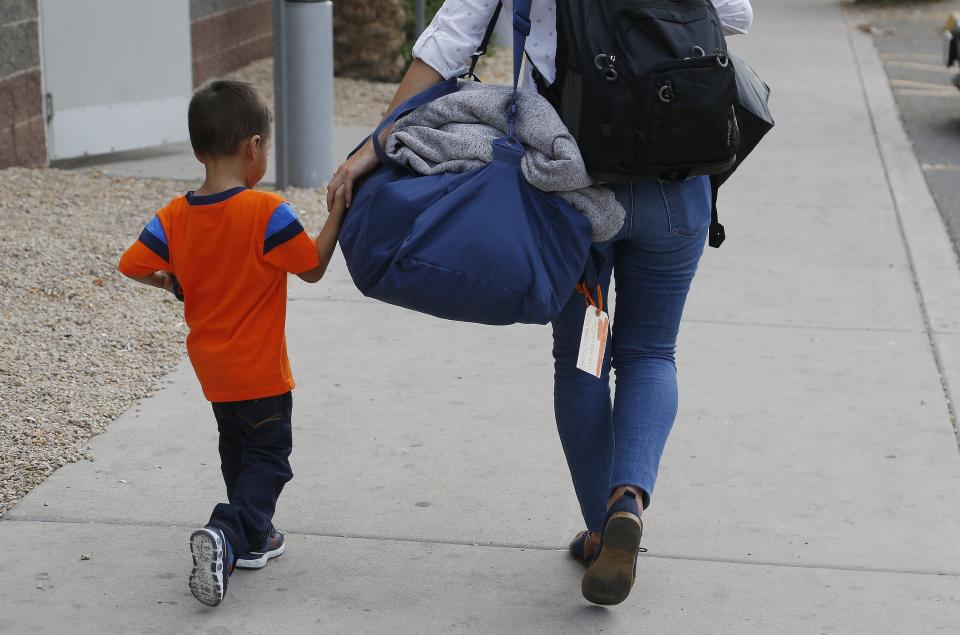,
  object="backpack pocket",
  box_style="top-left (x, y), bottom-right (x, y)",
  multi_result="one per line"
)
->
top-left (560, 67), bottom-right (634, 177)
top-left (645, 54), bottom-right (739, 174)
